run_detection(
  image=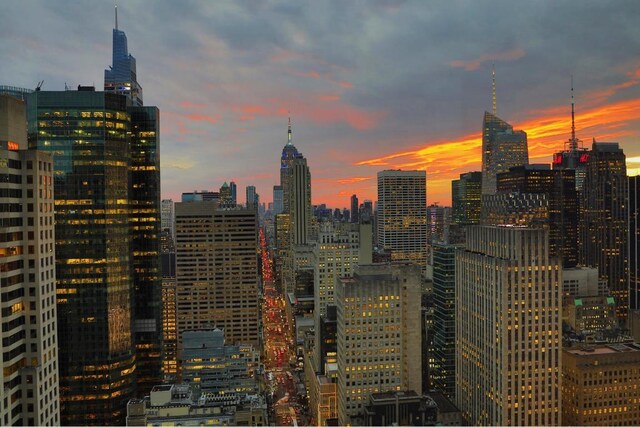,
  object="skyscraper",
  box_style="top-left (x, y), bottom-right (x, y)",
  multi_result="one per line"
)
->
top-left (376, 170), bottom-right (427, 274)
top-left (581, 142), bottom-right (628, 322)
top-left (246, 185), bottom-right (256, 209)
top-left (481, 112), bottom-right (528, 195)
top-left (0, 95), bottom-right (60, 426)
top-left (174, 201), bottom-right (259, 351)
top-left (496, 164), bottom-right (578, 268)
top-left (456, 226), bottom-right (561, 425)
top-left (28, 88), bottom-right (137, 425)
top-left (350, 194), bottom-right (359, 223)
top-left (229, 181), bottom-right (237, 206)
top-left (630, 176), bottom-right (640, 312)
top-left (451, 171), bottom-right (481, 226)
top-left (280, 118), bottom-right (299, 213)
top-left (273, 185), bottom-right (283, 214)
top-left (336, 264), bottom-right (422, 425)
top-left (161, 199), bottom-right (174, 236)
top-left (104, 5), bottom-right (143, 106)
top-left (289, 156), bottom-right (312, 245)
top-left (426, 204), bottom-right (451, 246)
top-left (129, 105), bottom-right (162, 397)
top-left (430, 243), bottom-right (461, 400)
